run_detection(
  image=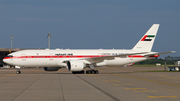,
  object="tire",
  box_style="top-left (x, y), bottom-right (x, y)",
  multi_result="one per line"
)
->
top-left (86, 70), bottom-right (90, 74)
top-left (95, 70), bottom-right (99, 74)
top-left (16, 71), bottom-right (21, 74)
top-left (81, 70), bottom-right (84, 74)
